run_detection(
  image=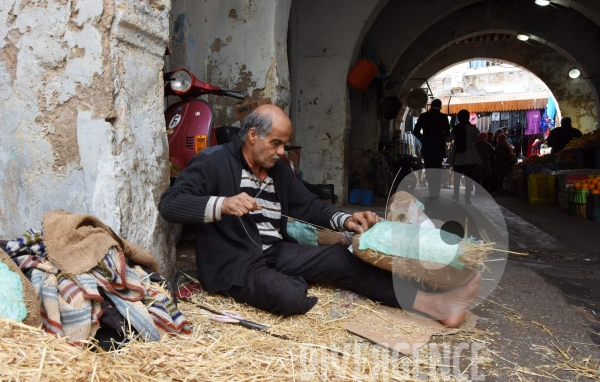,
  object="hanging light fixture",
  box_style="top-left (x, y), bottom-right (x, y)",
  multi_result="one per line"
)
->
top-left (569, 69), bottom-right (581, 79)
top-left (535, 0), bottom-right (550, 5)
top-left (517, 34), bottom-right (530, 41)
